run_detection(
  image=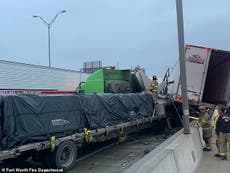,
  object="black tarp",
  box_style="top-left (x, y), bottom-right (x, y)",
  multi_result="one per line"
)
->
top-left (0, 92), bottom-right (153, 150)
